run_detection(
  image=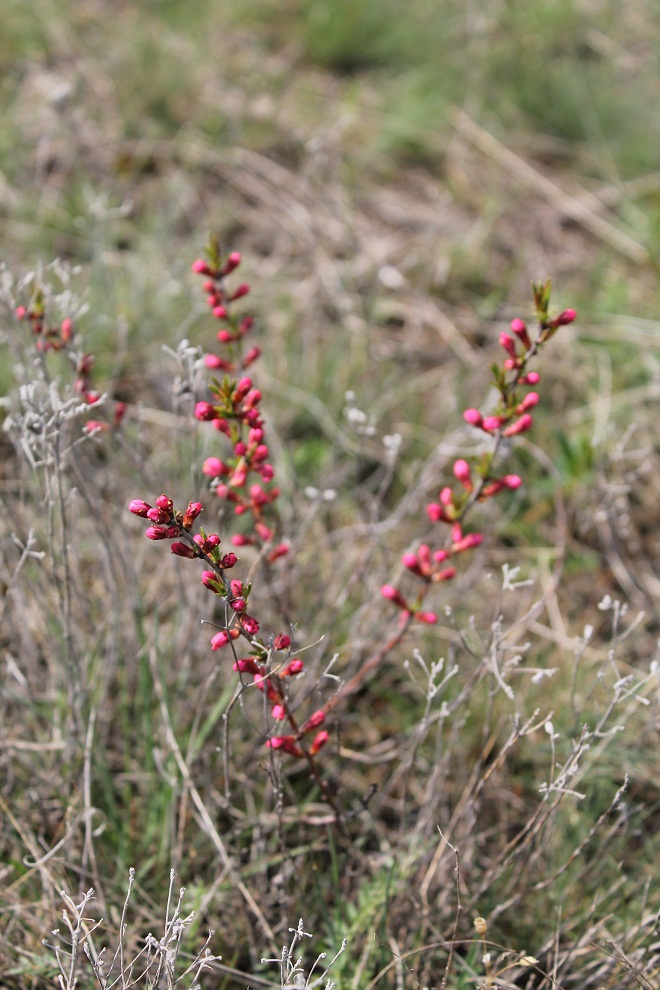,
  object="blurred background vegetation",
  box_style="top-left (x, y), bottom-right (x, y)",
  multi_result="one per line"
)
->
top-left (1, 0), bottom-right (660, 987)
